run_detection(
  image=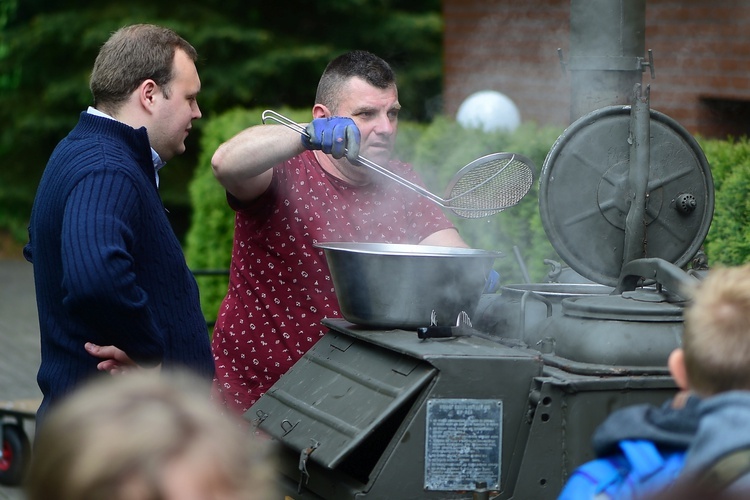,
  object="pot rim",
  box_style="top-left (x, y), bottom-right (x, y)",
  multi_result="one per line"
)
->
top-left (314, 241), bottom-right (503, 259)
